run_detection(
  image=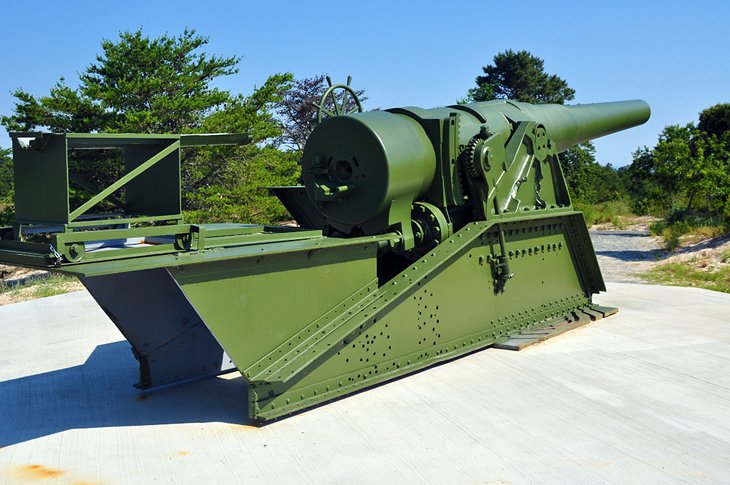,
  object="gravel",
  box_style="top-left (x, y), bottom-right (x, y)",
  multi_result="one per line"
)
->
top-left (589, 230), bottom-right (664, 283)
